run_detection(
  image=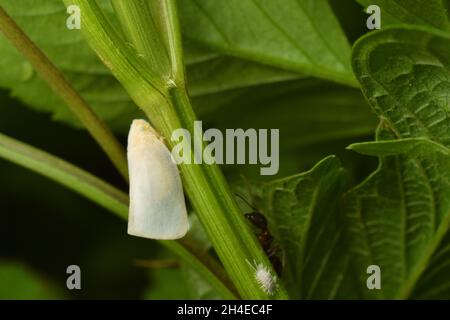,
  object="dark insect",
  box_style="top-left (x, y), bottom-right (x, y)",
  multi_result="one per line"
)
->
top-left (257, 229), bottom-right (273, 251)
top-left (268, 250), bottom-right (282, 277)
top-left (246, 213), bottom-right (282, 276)
top-left (237, 194), bottom-right (283, 276)
top-left (244, 211), bottom-right (267, 229)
